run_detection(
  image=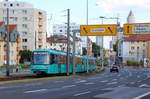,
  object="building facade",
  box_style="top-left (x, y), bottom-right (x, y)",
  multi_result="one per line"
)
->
top-left (52, 23), bottom-right (93, 56)
top-left (0, 21), bottom-right (21, 66)
top-left (46, 35), bottom-right (82, 55)
top-left (121, 34), bottom-right (150, 63)
top-left (0, 0), bottom-right (47, 50)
